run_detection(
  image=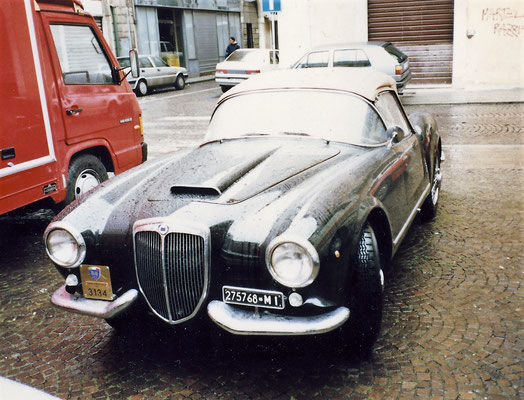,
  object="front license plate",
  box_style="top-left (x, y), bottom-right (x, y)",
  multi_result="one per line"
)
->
top-left (79, 264), bottom-right (113, 300)
top-left (223, 286), bottom-right (284, 310)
